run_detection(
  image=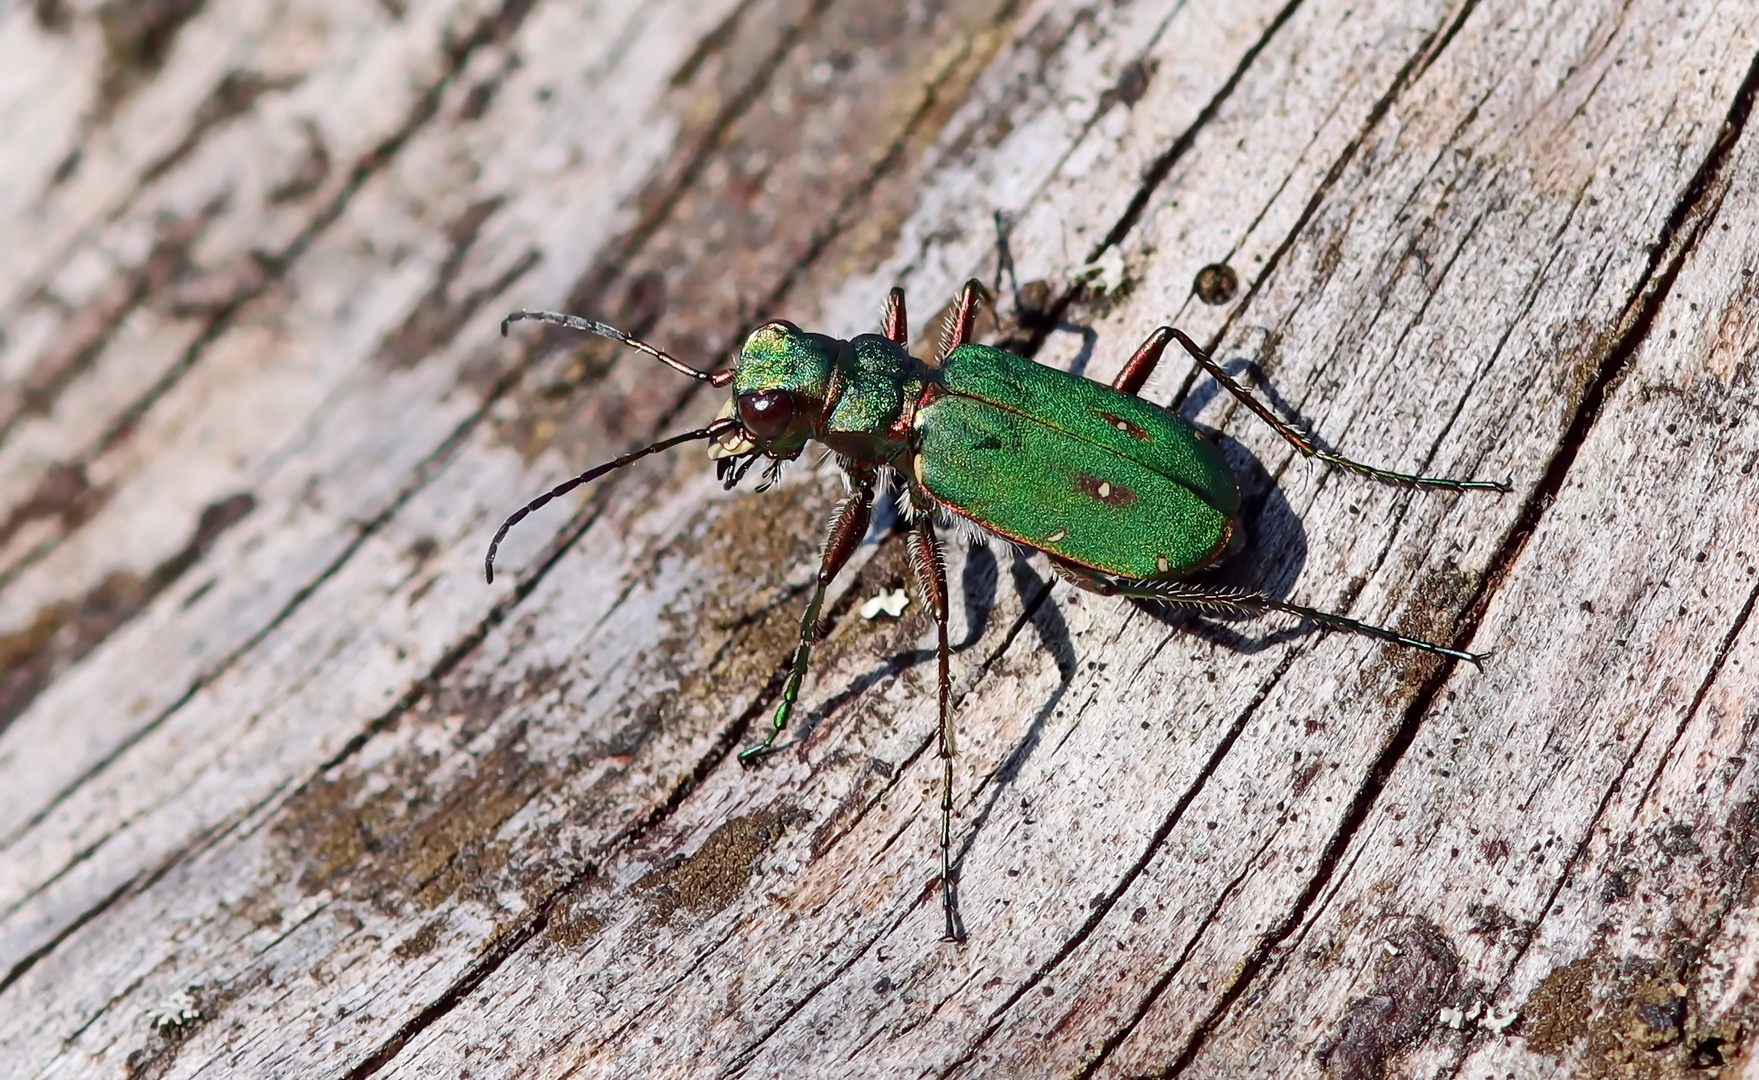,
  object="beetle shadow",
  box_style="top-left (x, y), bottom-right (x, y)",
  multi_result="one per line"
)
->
top-left (1183, 354), bottom-right (1333, 456)
top-left (1123, 423), bottom-right (1315, 655)
top-left (1058, 321), bottom-right (1101, 381)
top-left (958, 542), bottom-right (999, 649)
top-left (942, 552), bottom-right (1077, 929)
top-left (783, 521), bottom-right (1007, 752)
